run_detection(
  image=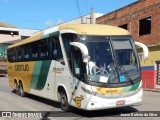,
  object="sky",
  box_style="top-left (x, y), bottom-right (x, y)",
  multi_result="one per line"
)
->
top-left (0, 0), bottom-right (138, 30)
